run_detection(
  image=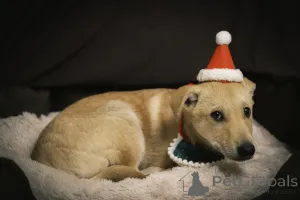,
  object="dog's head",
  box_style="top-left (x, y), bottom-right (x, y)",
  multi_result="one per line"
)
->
top-left (171, 77), bottom-right (256, 161)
